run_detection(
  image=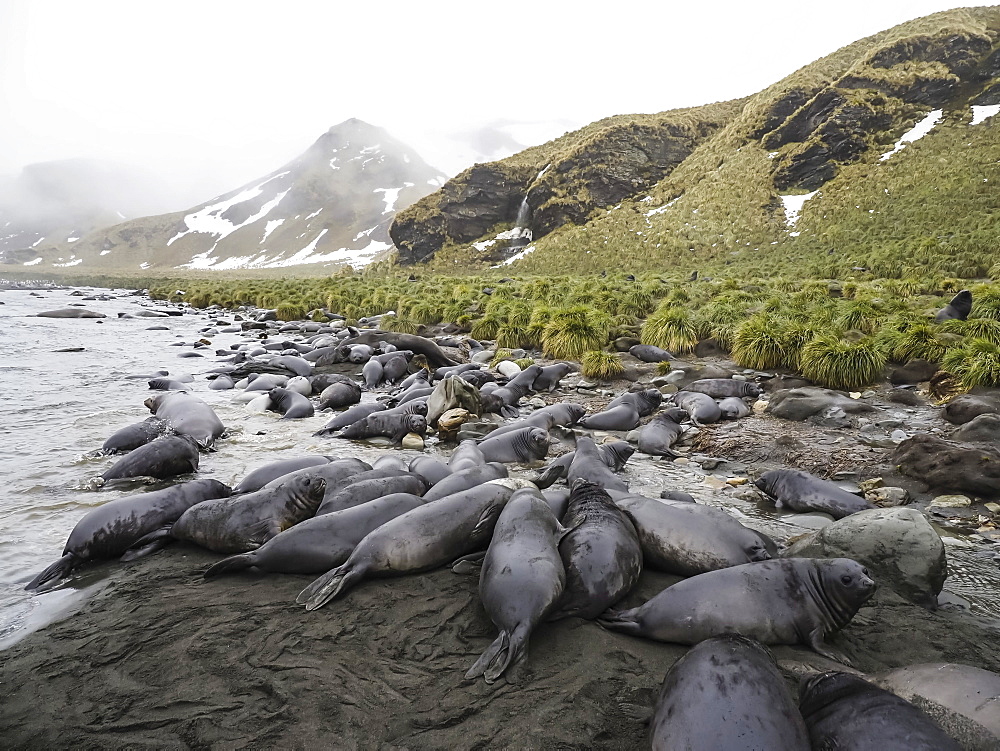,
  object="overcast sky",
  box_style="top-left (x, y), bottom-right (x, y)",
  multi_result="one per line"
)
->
top-left (0, 1), bottom-right (973, 209)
